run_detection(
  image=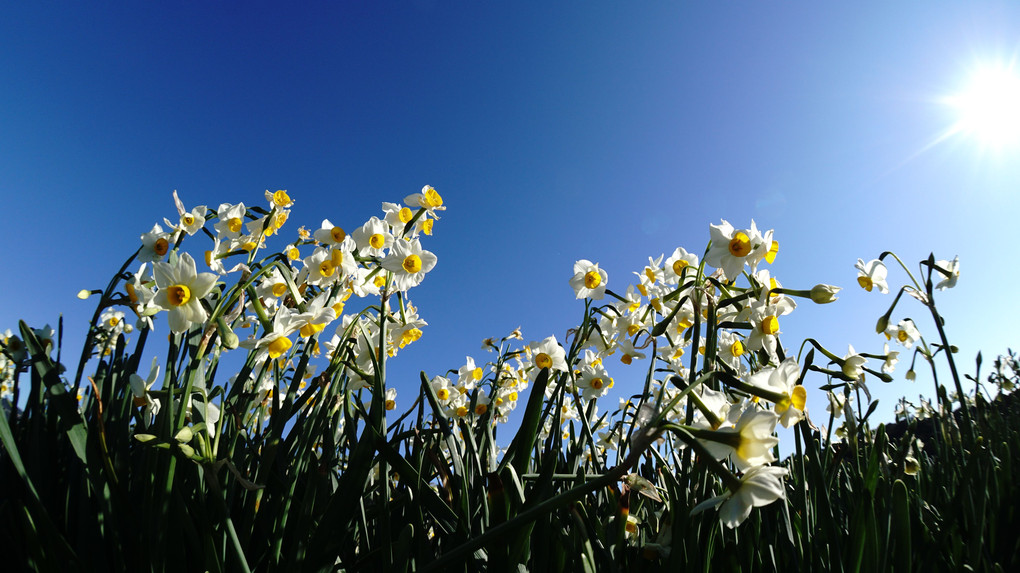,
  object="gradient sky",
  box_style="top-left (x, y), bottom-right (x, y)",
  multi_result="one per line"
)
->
top-left (3, 2), bottom-right (1019, 432)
